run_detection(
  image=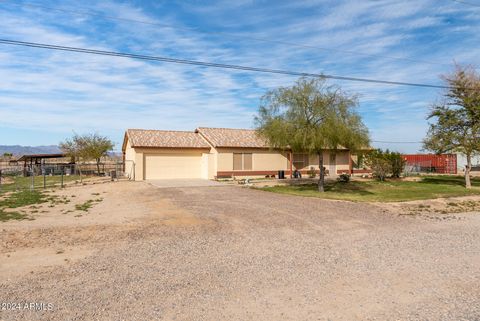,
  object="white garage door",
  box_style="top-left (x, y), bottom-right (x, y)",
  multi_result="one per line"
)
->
top-left (144, 153), bottom-right (202, 179)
